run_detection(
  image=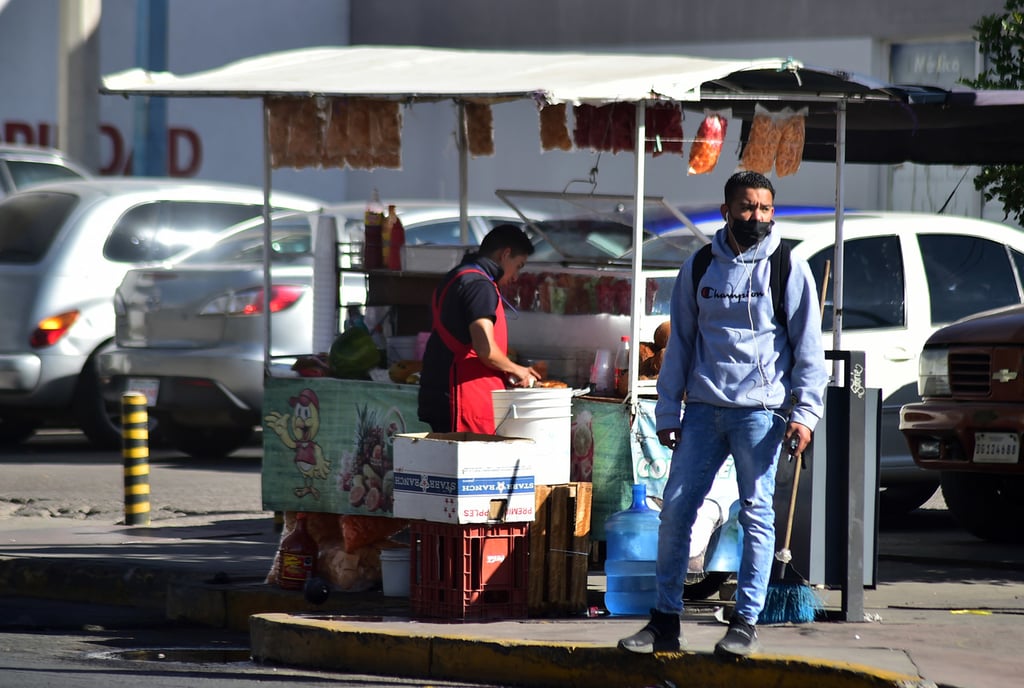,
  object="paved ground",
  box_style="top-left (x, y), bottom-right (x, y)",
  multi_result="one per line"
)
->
top-left (1, 509), bottom-right (1023, 688)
